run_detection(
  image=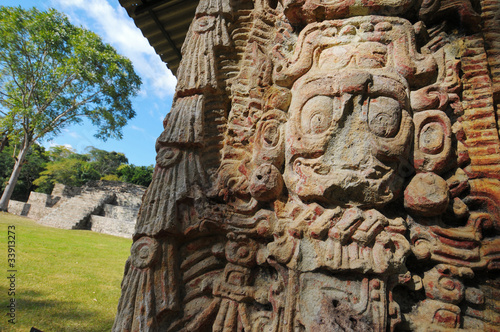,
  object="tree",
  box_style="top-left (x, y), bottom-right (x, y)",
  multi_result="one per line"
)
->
top-left (0, 143), bottom-right (49, 200)
top-left (32, 145), bottom-right (98, 193)
top-left (0, 131), bottom-right (8, 153)
top-left (34, 157), bottom-right (101, 193)
top-left (116, 164), bottom-right (154, 187)
top-left (0, 7), bottom-right (141, 211)
top-left (33, 145), bottom-right (130, 193)
top-left (85, 146), bottom-right (128, 176)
